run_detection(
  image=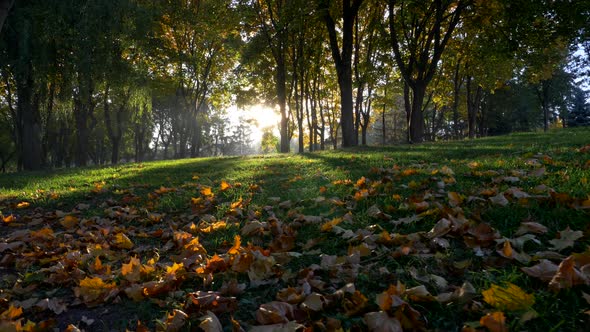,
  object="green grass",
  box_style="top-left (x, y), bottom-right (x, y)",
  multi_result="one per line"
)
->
top-left (1, 127), bottom-right (590, 331)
